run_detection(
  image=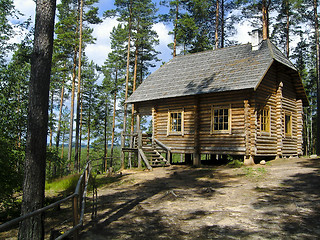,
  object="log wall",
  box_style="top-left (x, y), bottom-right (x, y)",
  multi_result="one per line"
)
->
top-left (152, 91), bottom-right (249, 154)
top-left (198, 91), bottom-right (247, 155)
top-left (254, 64), bottom-right (302, 157)
top-left (154, 96), bottom-right (195, 153)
